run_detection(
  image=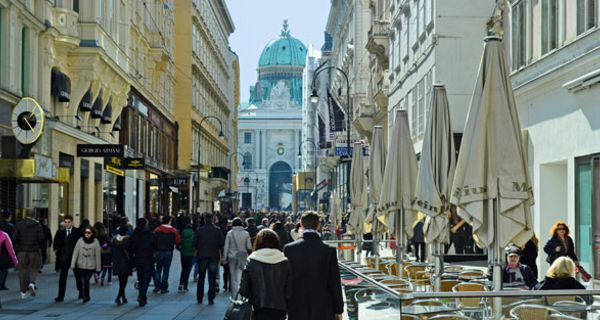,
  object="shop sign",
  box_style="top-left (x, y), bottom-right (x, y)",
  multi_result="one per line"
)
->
top-left (124, 157), bottom-right (145, 170)
top-left (170, 176), bottom-right (189, 187)
top-left (34, 154), bottom-right (57, 180)
top-left (77, 144), bottom-right (124, 157)
top-left (104, 156), bottom-right (124, 176)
